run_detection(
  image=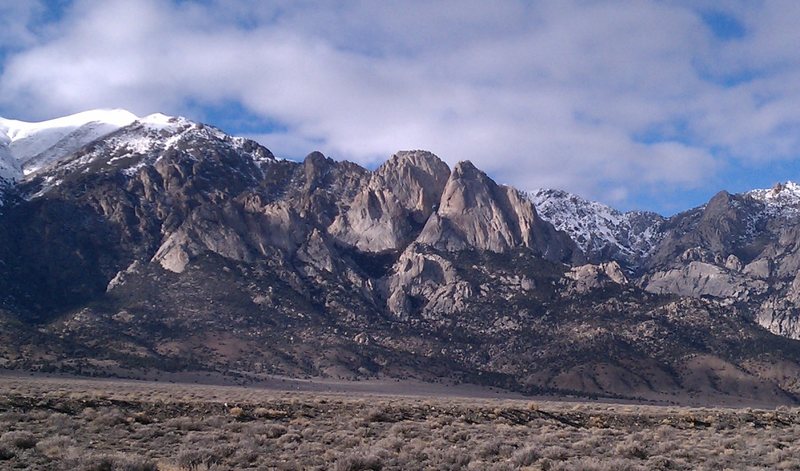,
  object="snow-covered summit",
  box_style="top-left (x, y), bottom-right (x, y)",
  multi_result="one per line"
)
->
top-left (529, 188), bottom-right (665, 269)
top-left (0, 109), bottom-right (140, 178)
top-left (746, 181), bottom-right (800, 217)
top-left (0, 108), bottom-right (269, 203)
top-left (21, 109), bottom-right (275, 200)
top-left (0, 109), bottom-right (264, 184)
top-left (78, 112), bottom-right (272, 173)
